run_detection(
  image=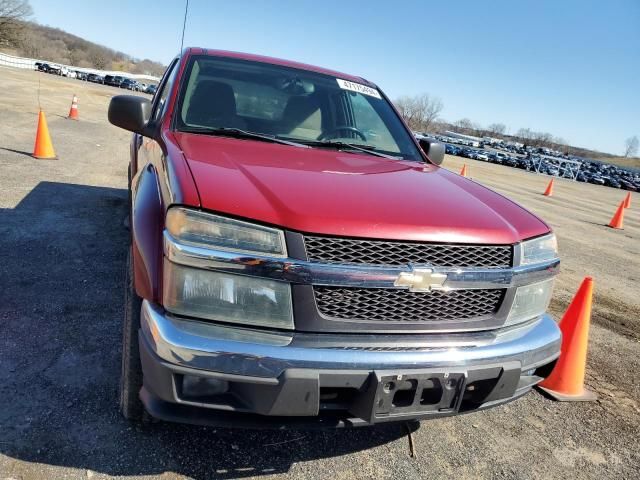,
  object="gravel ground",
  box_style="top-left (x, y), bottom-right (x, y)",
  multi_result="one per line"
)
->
top-left (0, 67), bottom-right (638, 480)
